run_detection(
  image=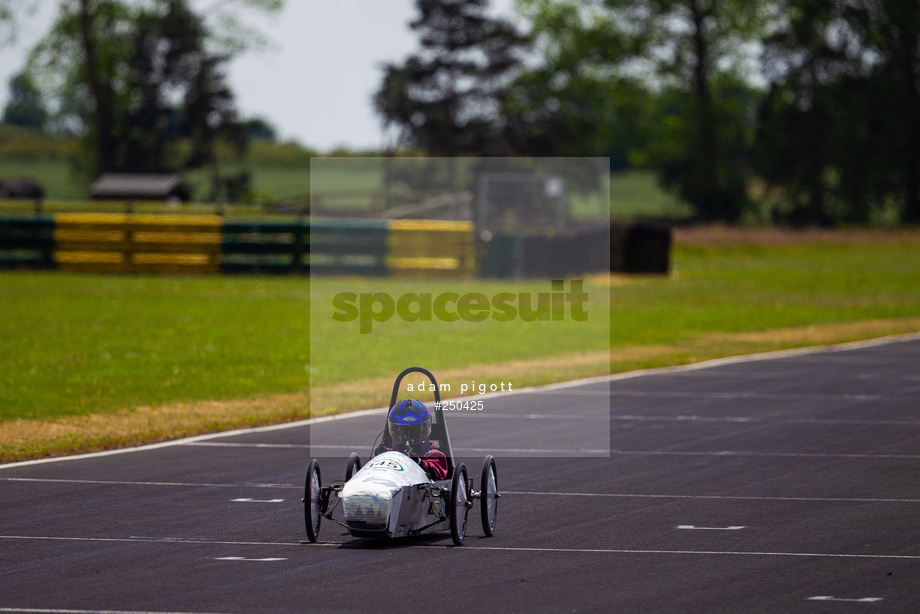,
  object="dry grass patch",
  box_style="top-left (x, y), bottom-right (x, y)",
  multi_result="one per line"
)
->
top-left (0, 392), bottom-right (308, 463)
top-left (706, 318), bottom-right (920, 346)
